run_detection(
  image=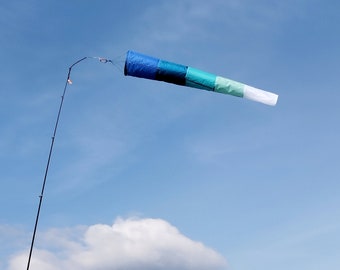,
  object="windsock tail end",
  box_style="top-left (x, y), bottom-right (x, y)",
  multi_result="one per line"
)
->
top-left (243, 85), bottom-right (278, 106)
